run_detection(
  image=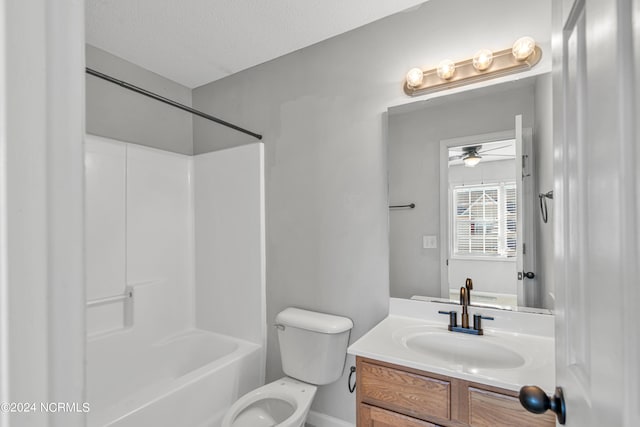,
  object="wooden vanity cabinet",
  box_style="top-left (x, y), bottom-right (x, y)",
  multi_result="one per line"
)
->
top-left (356, 357), bottom-right (554, 427)
top-left (359, 404), bottom-right (439, 427)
